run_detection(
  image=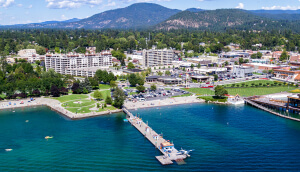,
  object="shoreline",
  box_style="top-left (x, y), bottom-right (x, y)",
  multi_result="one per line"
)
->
top-left (0, 96), bottom-right (206, 119)
top-left (124, 96), bottom-right (205, 110)
top-left (0, 97), bottom-right (123, 120)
